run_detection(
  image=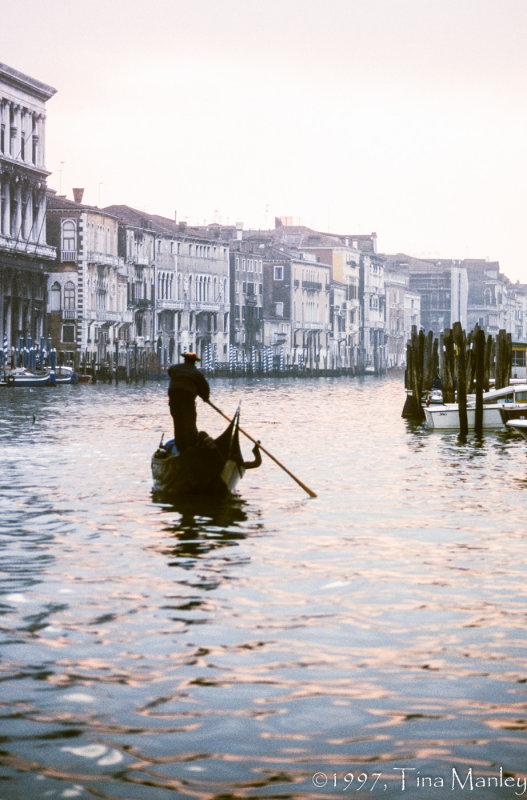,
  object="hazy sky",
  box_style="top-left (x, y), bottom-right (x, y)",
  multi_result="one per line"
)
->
top-left (3, 0), bottom-right (527, 280)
